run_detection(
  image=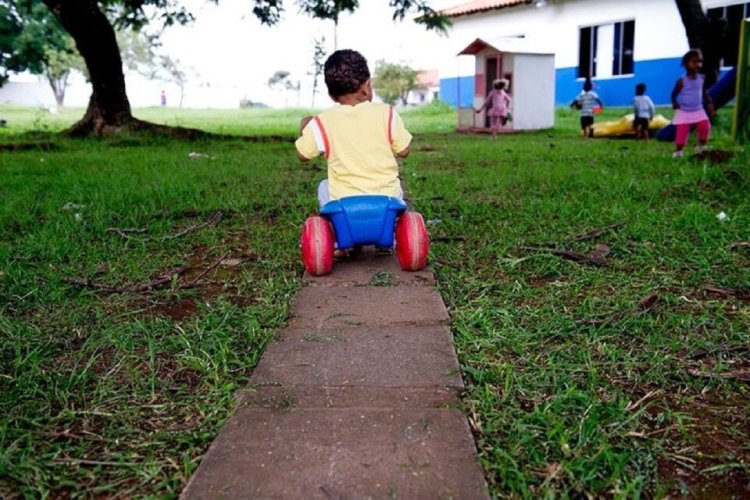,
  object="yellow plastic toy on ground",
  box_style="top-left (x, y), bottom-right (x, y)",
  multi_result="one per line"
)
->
top-left (592, 113), bottom-right (670, 137)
